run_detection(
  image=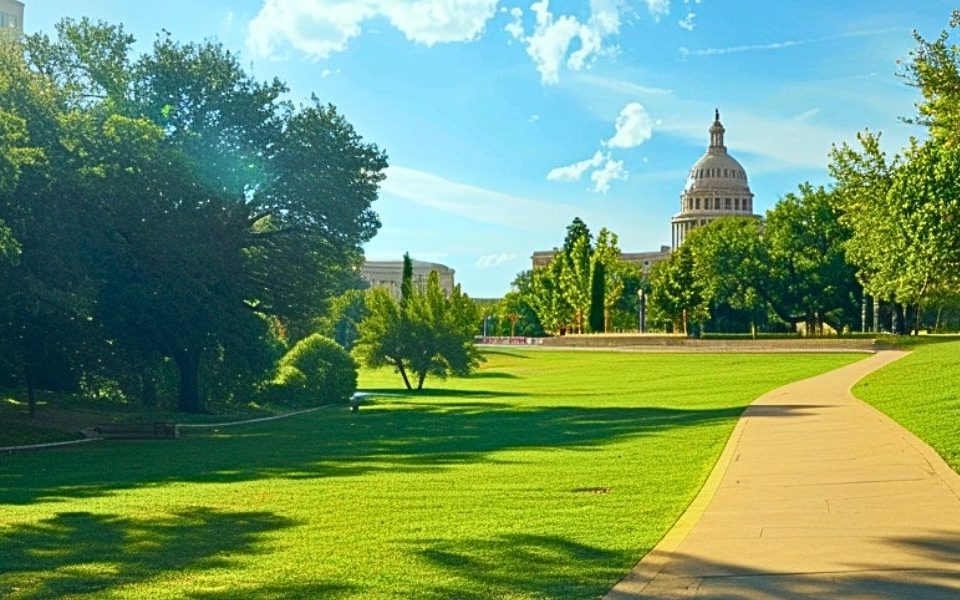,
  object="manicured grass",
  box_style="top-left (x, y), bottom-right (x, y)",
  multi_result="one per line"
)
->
top-left (0, 350), bottom-right (860, 599)
top-left (853, 339), bottom-right (960, 472)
